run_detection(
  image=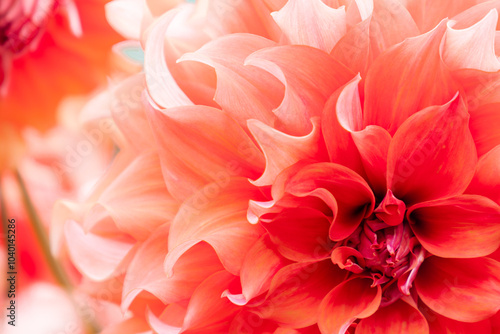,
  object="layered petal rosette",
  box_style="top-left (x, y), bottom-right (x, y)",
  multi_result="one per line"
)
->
top-left (58, 0), bottom-right (500, 333)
